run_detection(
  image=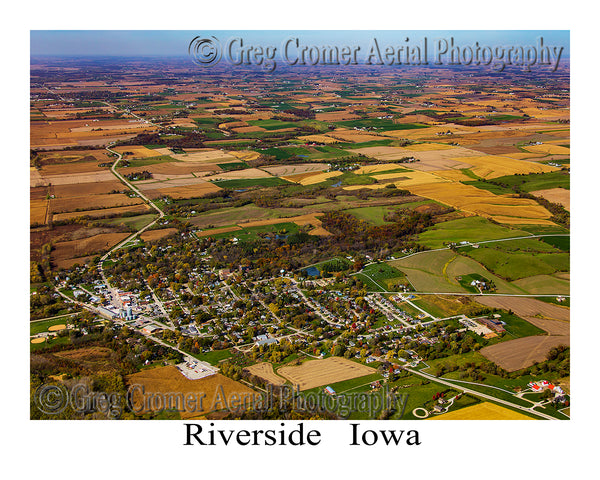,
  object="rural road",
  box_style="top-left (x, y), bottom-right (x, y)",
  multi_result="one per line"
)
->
top-left (99, 144), bottom-right (165, 261)
top-left (404, 365), bottom-right (559, 420)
